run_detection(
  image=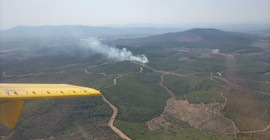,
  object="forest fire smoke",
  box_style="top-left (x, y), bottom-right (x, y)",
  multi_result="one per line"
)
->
top-left (81, 37), bottom-right (148, 63)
